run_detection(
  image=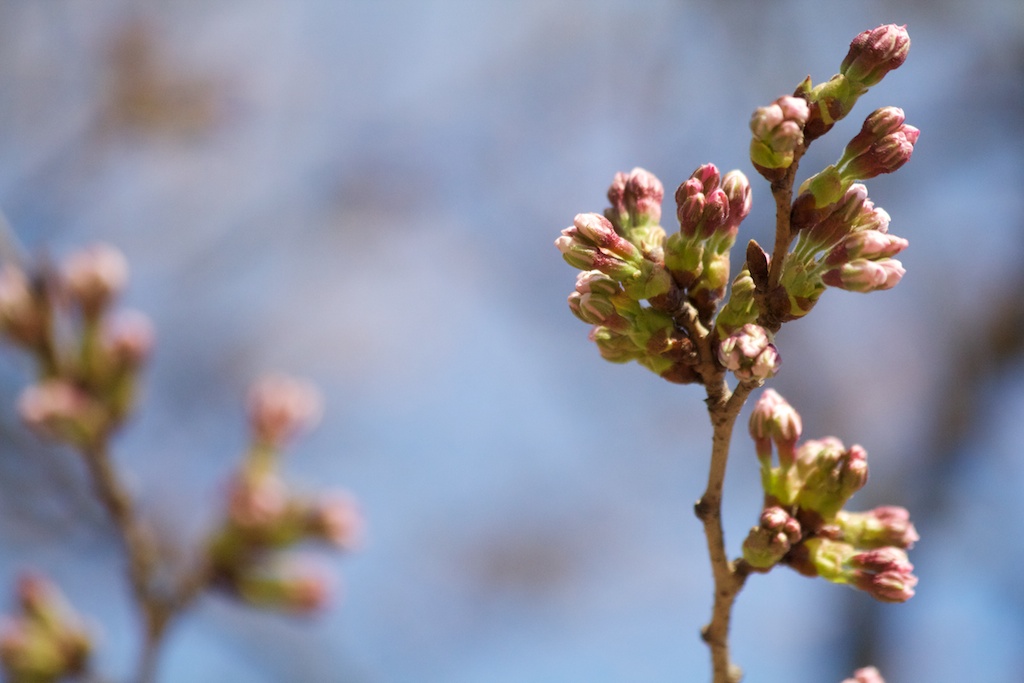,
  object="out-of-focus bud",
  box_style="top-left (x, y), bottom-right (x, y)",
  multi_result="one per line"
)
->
top-left (0, 575), bottom-right (93, 683)
top-left (226, 471), bottom-right (290, 537)
top-left (103, 310), bottom-right (155, 369)
top-left (307, 492), bottom-right (363, 550)
top-left (234, 562), bottom-right (333, 613)
top-left (0, 265), bottom-right (47, 348)
top-left (841, 666), bottom-right (886, 683)
top-left (838, 109), bottom-right (919, 181)
top-left (840, 25), bottom-right (911, 89)
top-left (822, 258), bottom-right (905, 293)
top-left (742, 506), bottom-right (802, 569)
top-left (248, 374), bottom-right (323, 449)
top-left (556, 213), bottom-right (644, 280)
top-left (850, 547), bottom-right (918, 602)
top-left (749, 96), bottom-right (810, 181)
top-left (795, 440), bottom-right (869, 519)
top-left (749, 389), bottom-right (802, 467)
top-left (717, 324), bottom-right (780, 381)
top-left (605, 167), bottom-right (664, 230)
top-left (60, 243), bottom-right (129, 319)
top-left (17, 380), bottom-right (106, 447)
top-left (835, 506), bottom-right (919, 549)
